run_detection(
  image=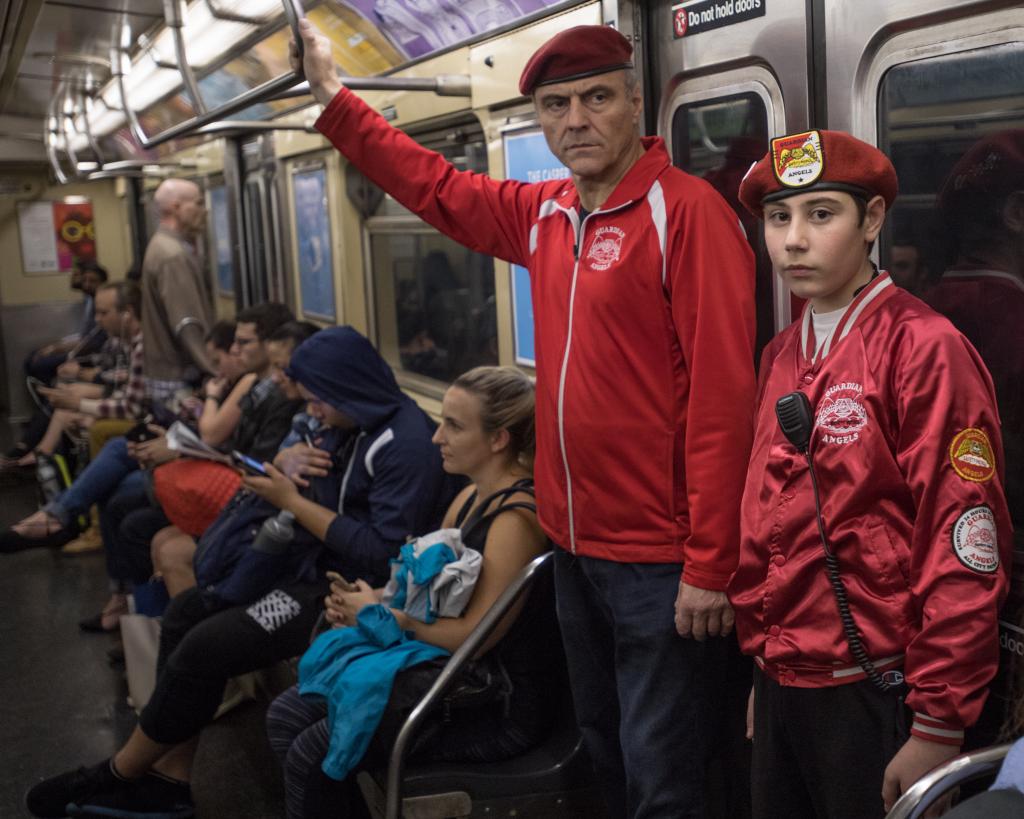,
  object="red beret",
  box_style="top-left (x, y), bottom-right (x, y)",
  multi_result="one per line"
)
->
top-left (519, 25), bottom-right (633, 96)
top-left (738, 129), bottom-right (898, 217)
top-left (938, 130), bottom-right (1024, 215)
